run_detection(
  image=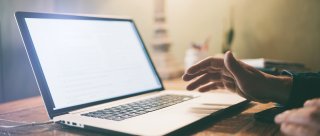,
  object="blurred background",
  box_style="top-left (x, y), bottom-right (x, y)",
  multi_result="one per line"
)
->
top-left (0, 0), bottom-right (319, 103)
